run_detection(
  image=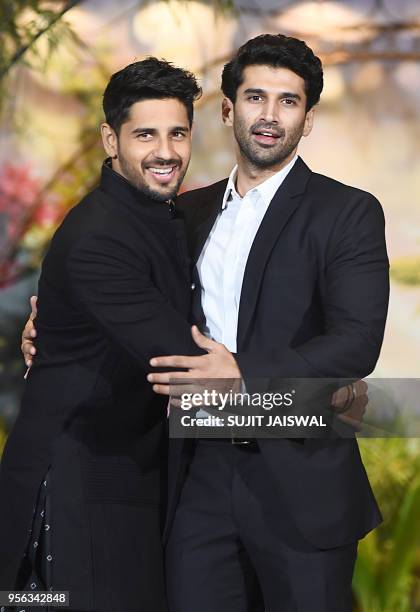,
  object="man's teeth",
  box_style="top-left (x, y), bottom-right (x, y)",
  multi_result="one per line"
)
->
top-left (149, 167), bottom-right (174, 175)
